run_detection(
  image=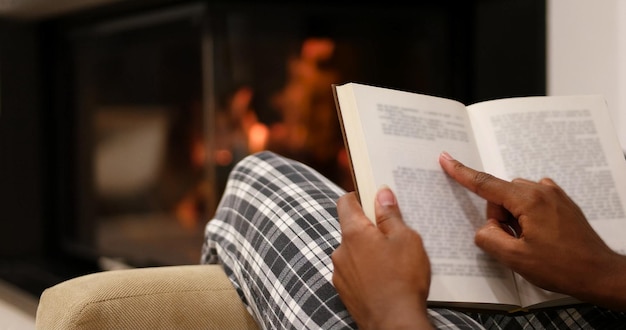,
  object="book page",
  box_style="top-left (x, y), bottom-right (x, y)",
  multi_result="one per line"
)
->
top-left (467, 95), bottom-right (626, 306)
top-left (335, 83), bottom-right (520, 307)
top-left (514, 273), bottom-right (577, 309)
